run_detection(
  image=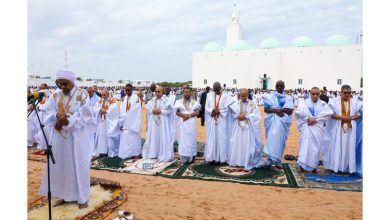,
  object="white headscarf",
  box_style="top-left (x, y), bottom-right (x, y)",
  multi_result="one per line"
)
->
top-left (56, 70), bottom-right (75, 84)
